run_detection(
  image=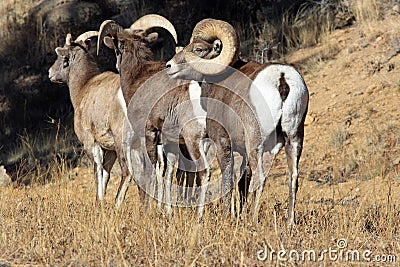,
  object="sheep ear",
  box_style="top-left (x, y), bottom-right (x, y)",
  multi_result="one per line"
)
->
top-left (145, 32), bottom-right (158, 44)
top-left (55, 47), bottom-right (69, 57)
top-left (84, 39), bottom-right (92, 50)
top-left (175, 46), bottom-right (184, 54)
top-left (103, 36), bottom-right (115, 49)
top-left (212, 39), bottom-right (222, 54)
